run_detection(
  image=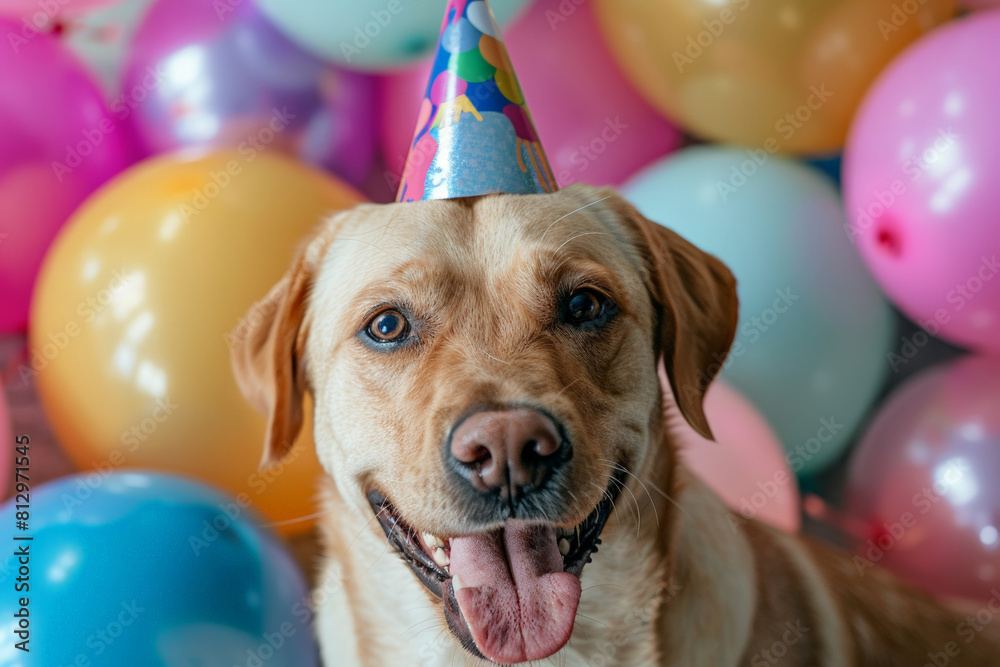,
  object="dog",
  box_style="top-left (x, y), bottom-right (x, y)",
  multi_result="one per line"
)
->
top-left (231, 184), bottom-right (1000, 665)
